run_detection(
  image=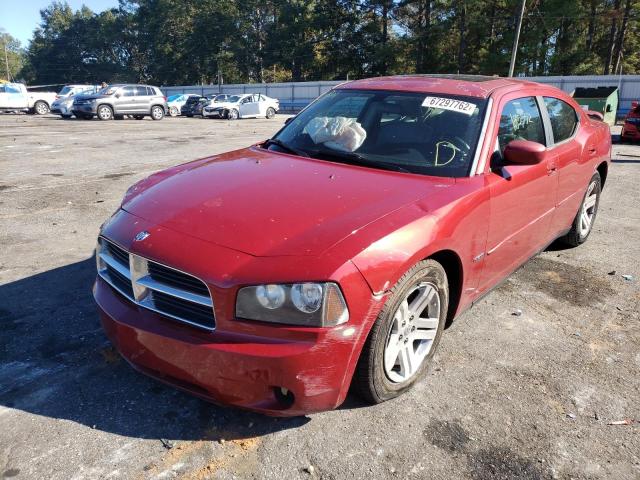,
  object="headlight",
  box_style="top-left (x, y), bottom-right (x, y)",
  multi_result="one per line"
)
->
top-left (236, 282), bottom-right (349, 327)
